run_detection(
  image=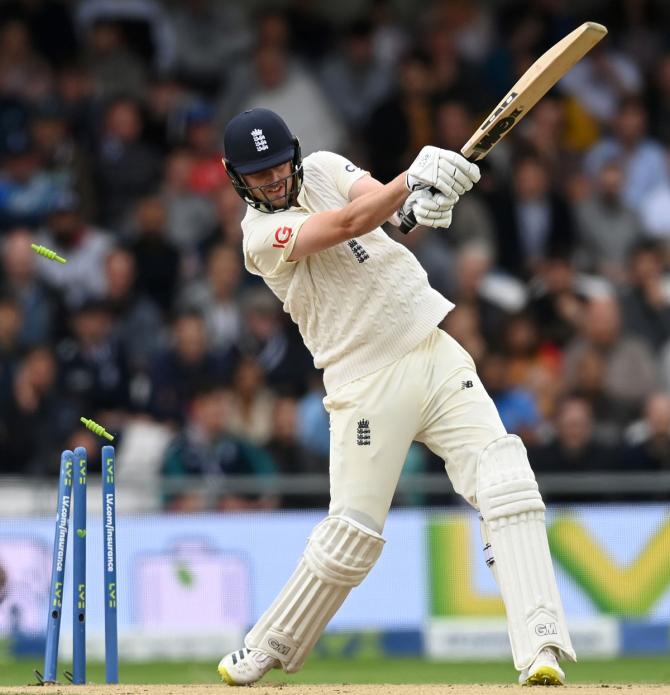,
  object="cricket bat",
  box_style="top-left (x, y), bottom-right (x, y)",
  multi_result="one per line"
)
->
top-left (400, 21), bottom-right (607, 233)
